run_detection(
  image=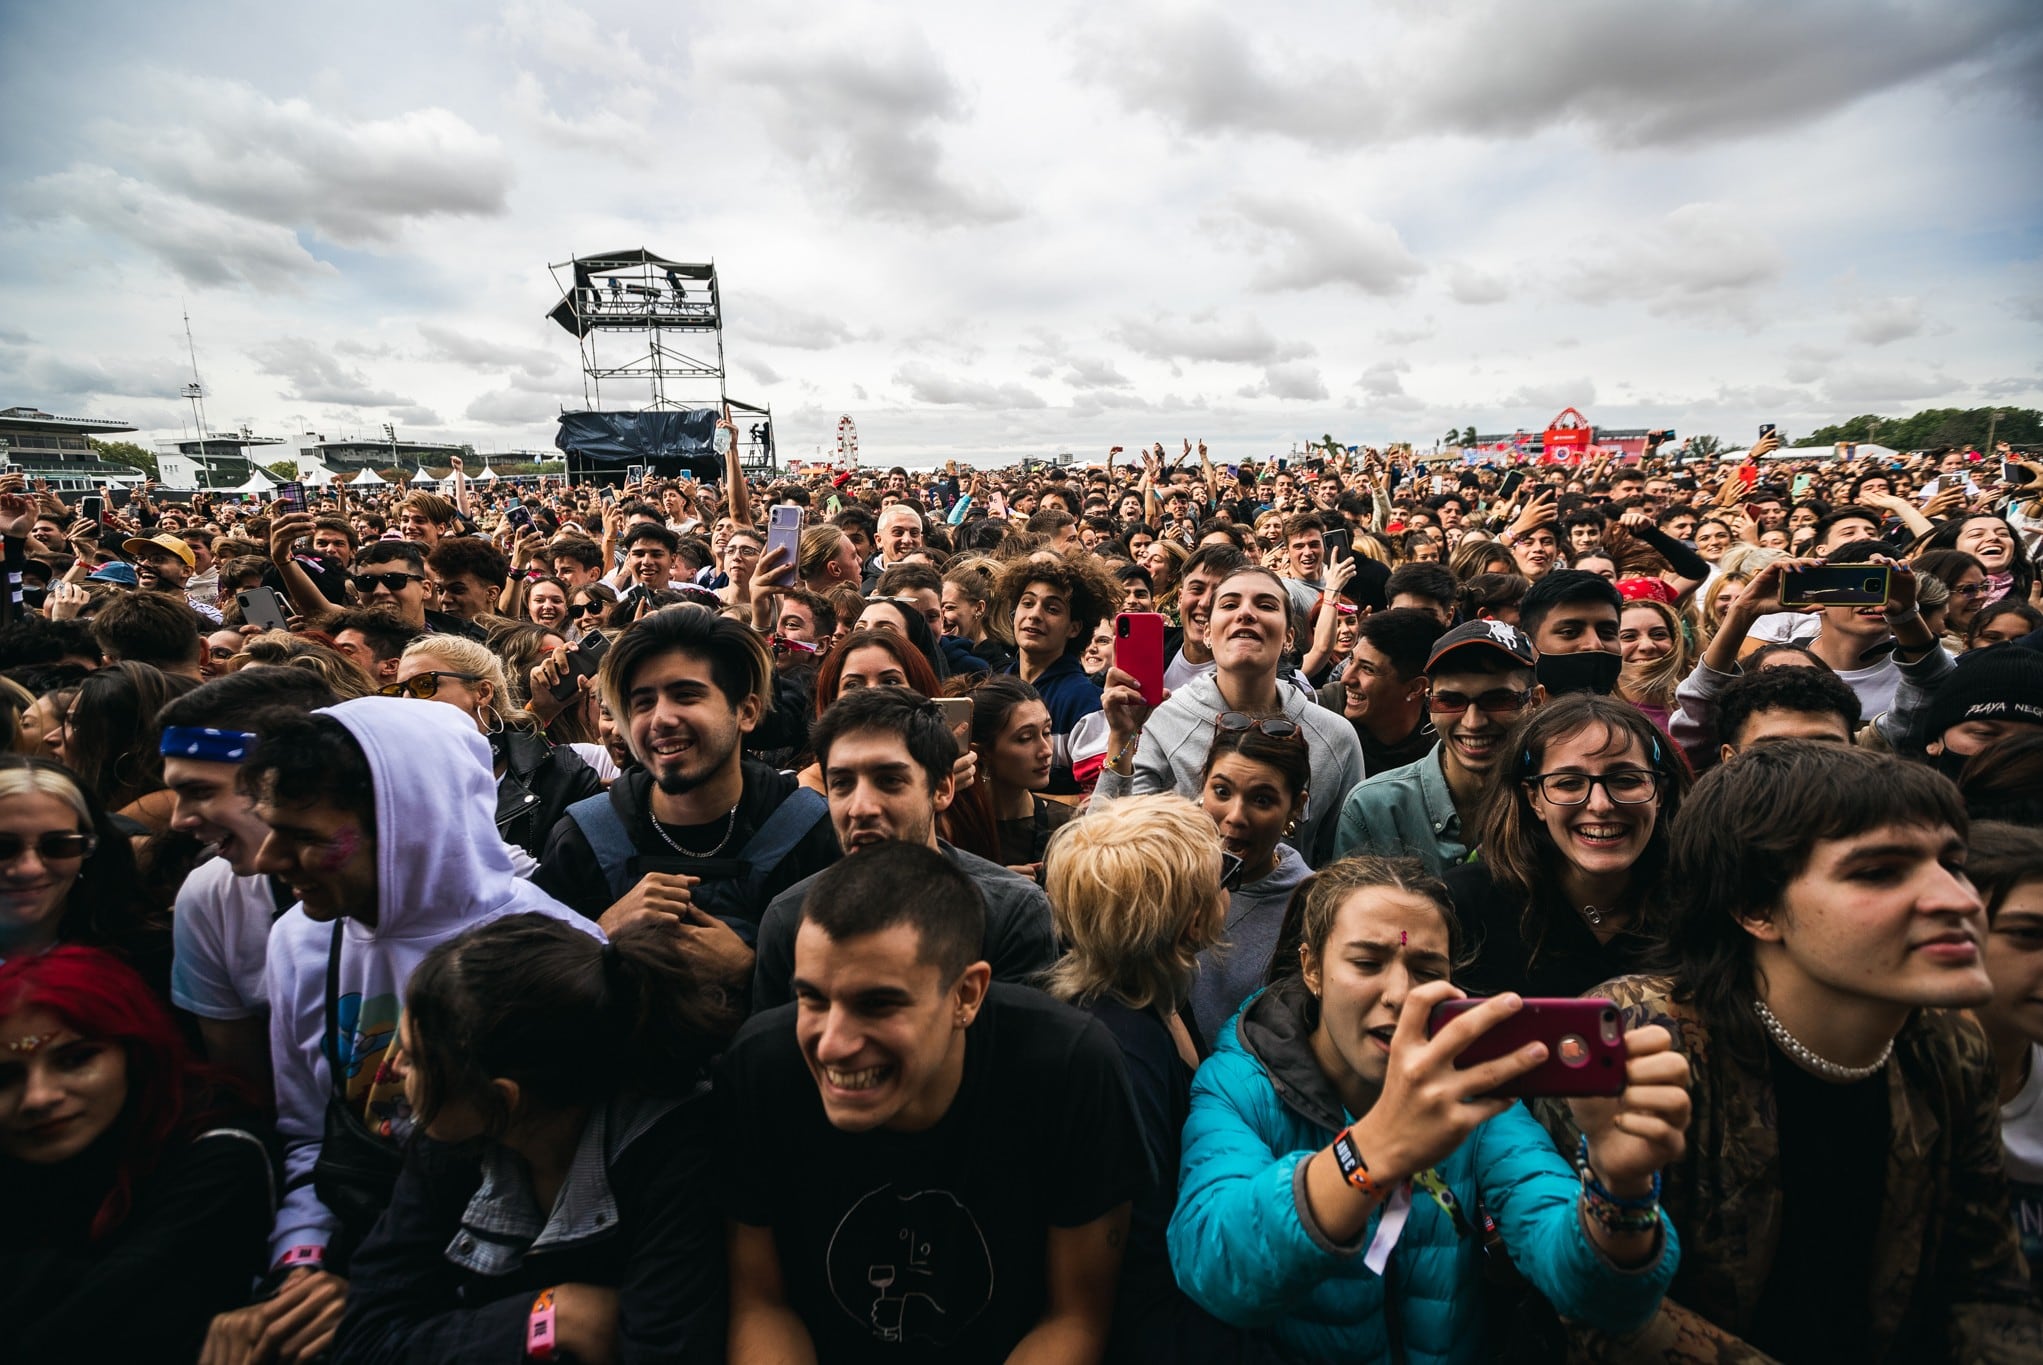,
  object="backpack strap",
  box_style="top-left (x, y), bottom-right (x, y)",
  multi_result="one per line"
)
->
top-left (566, 790), bottom-right (637, 901)
top-left (689, 787), bottom-right (828, 929)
